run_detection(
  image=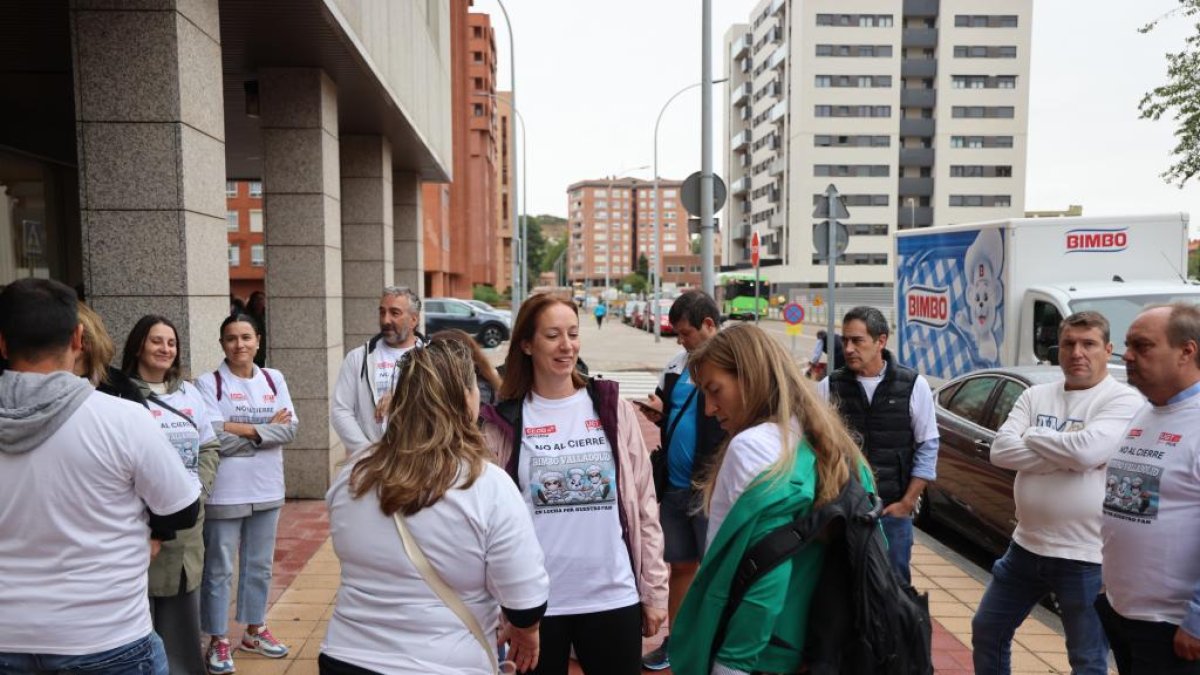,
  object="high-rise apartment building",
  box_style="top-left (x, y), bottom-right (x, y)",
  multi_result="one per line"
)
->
top-left (495, 91), bottom-right (515, 293)
top-left (225, 180), bottom-right (265, 302)
top-left (723, 0), bottom-right (1031, 292)
top-left (565, 178), bottom-right (692, 286)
